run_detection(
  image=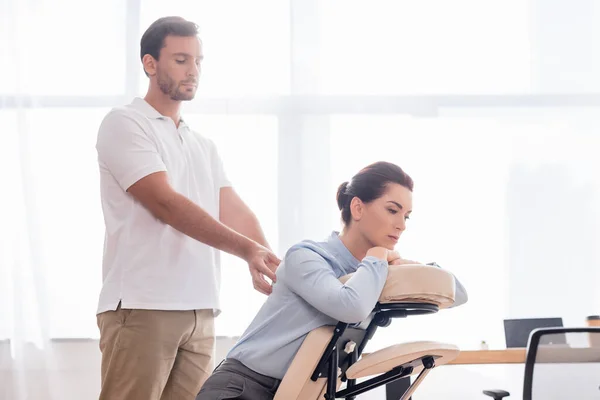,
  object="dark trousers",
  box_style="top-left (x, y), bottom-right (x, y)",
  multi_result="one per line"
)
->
top-left (196, 358), bottom-right (280, 400)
